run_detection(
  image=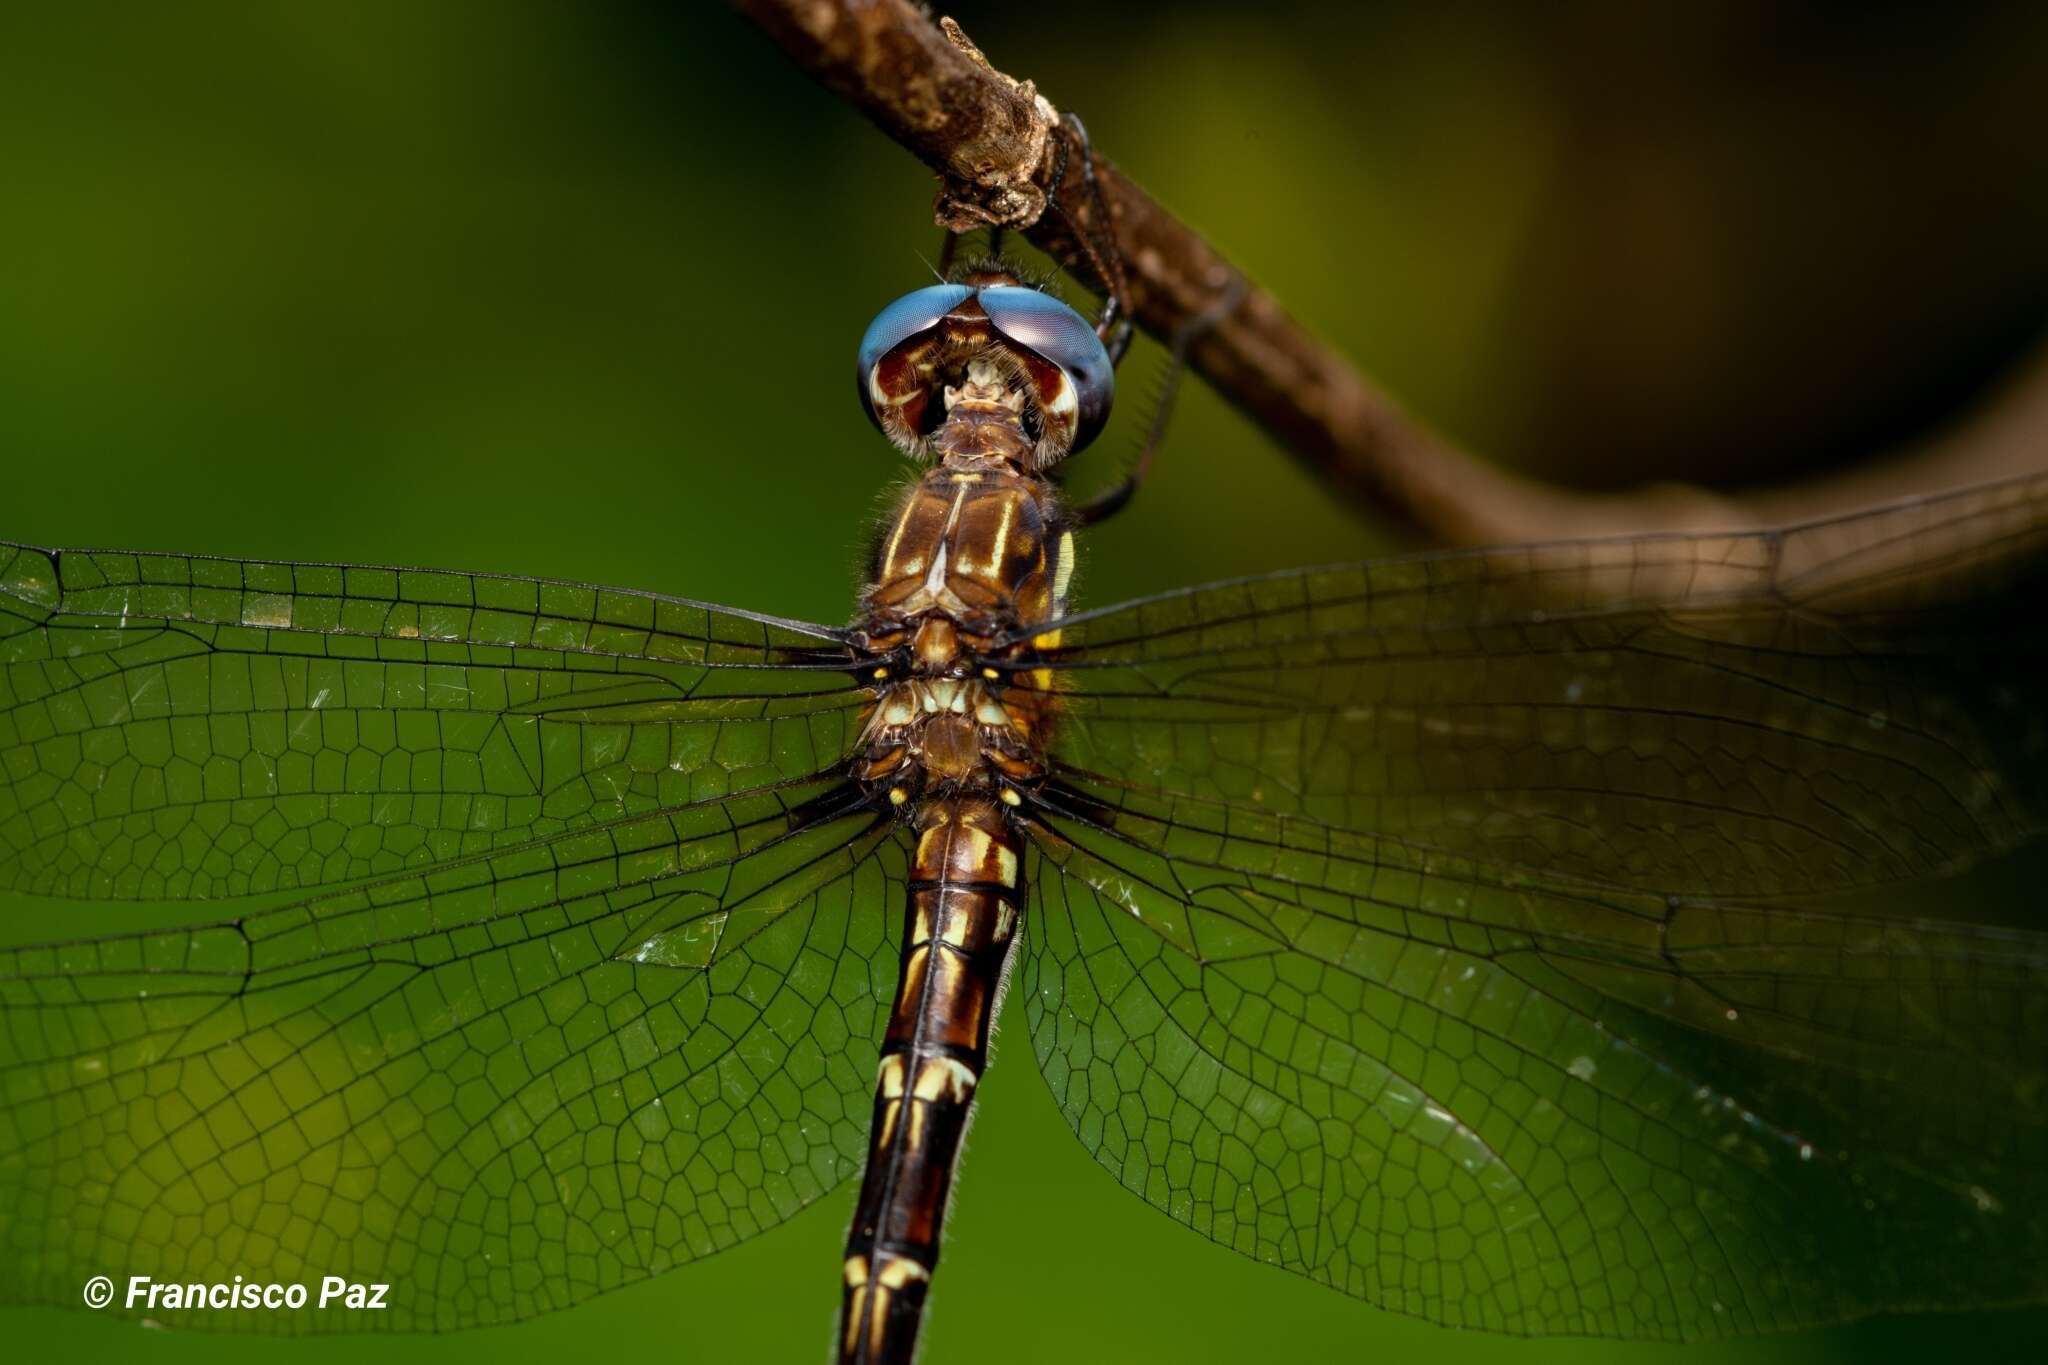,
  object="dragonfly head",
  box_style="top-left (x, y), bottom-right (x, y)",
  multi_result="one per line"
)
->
top-left (857, 272), bottom-right (1114, 471)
